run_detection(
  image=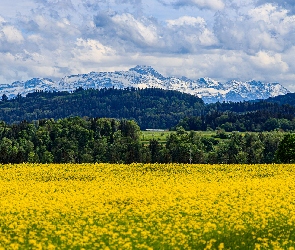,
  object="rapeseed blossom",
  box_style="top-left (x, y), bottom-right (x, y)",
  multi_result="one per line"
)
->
top-left (0, 163), bottom-right (295, 249)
